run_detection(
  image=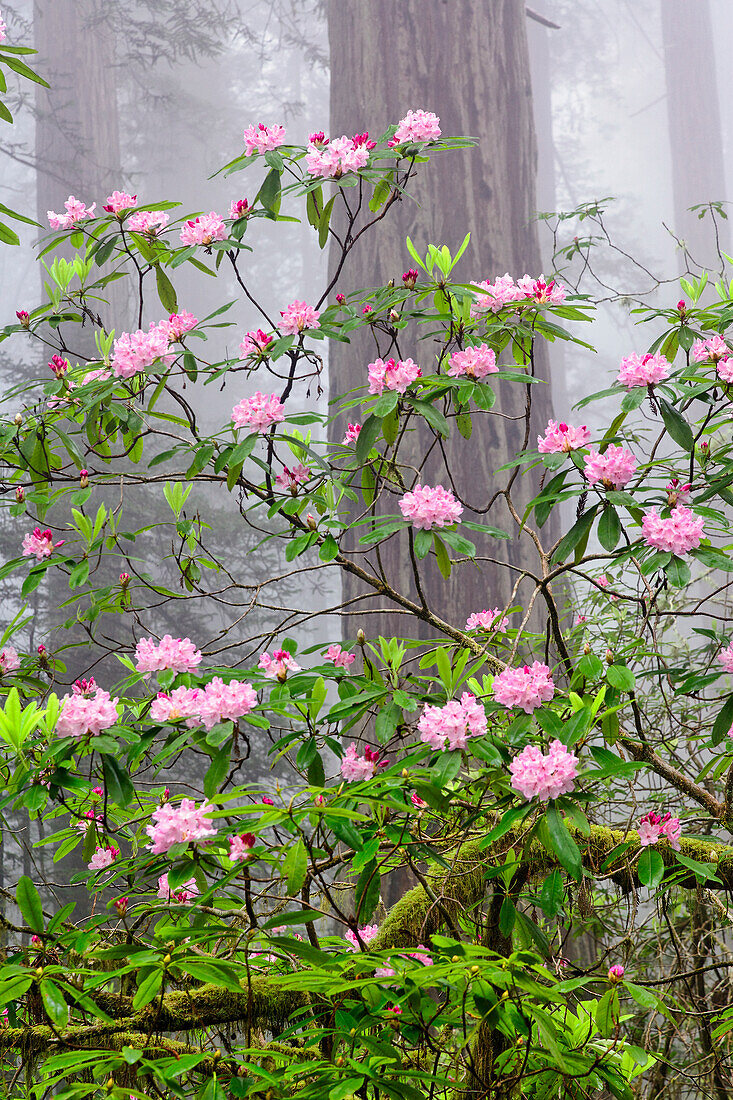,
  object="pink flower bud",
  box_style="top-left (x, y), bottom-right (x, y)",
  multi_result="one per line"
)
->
top-left (608, 964), bottom-right (625, 982)
top-left (79, 469), bottom-right (89, 489)
top-left (336, 293), bottom-right (345, 304)
top-left (113, 896), bottom-right (128, 915)
top-left (261, 796), bottom-right (274, 806)
top-left (306, 513), bottom-right (317, 530)
top-left (362, 304), bottom-right (373, 315)
top-left (15, 486), bottom-right (25, 503)
top-left (16, 310), bottom-right (29, 327)
top-left (677, 300), bottom-right (686, 313)
top-left (402, 269), bottom-right (418, 289)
